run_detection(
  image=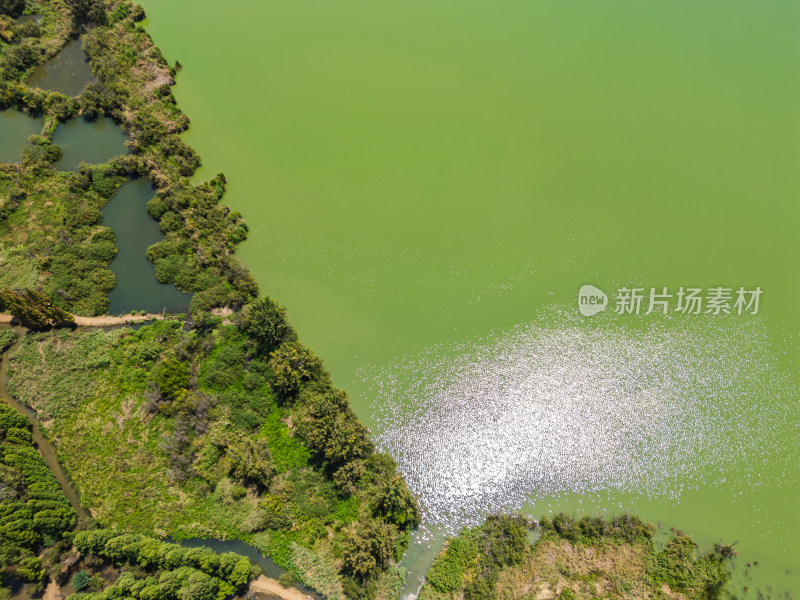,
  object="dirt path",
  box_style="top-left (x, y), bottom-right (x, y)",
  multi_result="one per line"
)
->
top-left (249, 575), bottom-right (314, 600)
top-left (42, 580), bottom-right (64, 600)
top-left (72, 313), bottom-right (165, 326)
top-left (0, 312), bottom-right (167, 327)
